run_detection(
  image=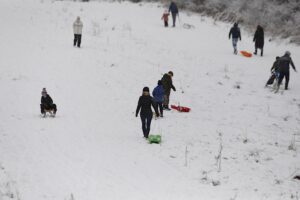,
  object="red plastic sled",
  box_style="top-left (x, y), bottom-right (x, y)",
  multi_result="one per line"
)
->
top-left (240, 50), bottom-right (252, 57)
top-left (171, 105), bottom-right (191, 112)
